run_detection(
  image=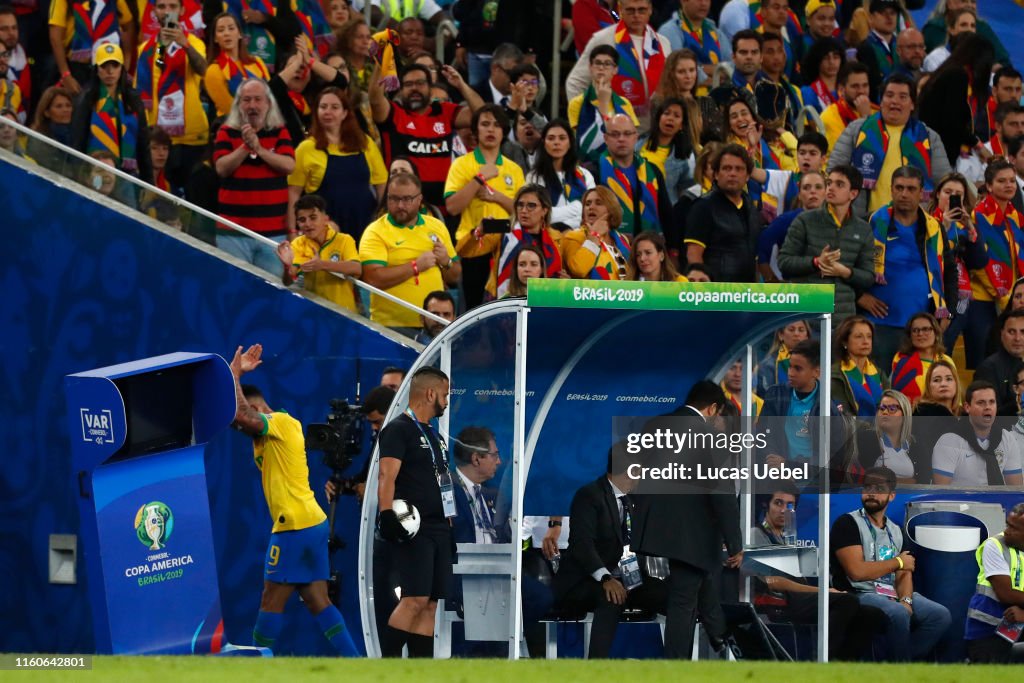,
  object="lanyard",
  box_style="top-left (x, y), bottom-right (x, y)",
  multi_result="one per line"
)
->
top-left (459, 476), bottom-right (497, 540)
top-left (406, 409), bottom-right (447, 476)
top-left (861, 509), bottom-right (896, 560)
top-left (762, 518), bottom-right (784, 545)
